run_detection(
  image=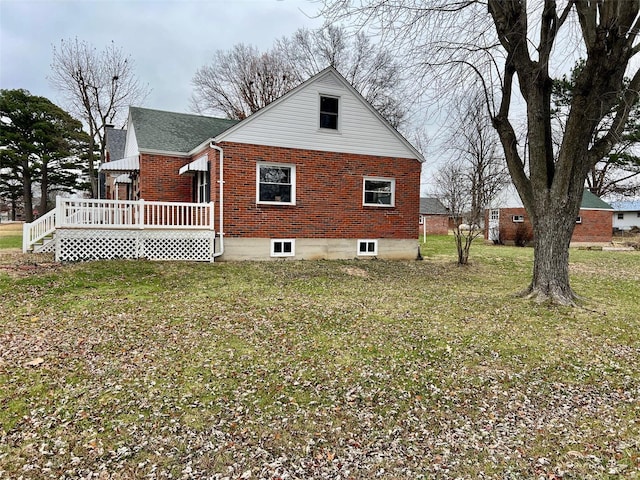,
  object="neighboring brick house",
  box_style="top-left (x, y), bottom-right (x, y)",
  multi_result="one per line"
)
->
top-left (484, 190), bottom-right (613, 245)
top-left (99, 67), bottom-right (424, 261)
top-left (418, 197), bottom-right (449, 236)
